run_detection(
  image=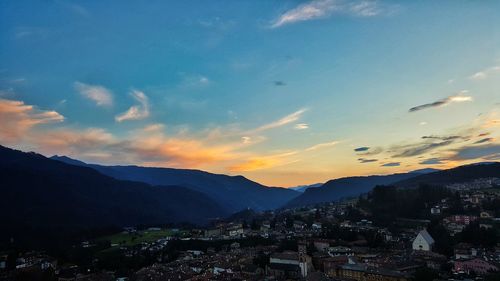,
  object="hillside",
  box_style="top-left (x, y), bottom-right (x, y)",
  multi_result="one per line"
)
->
top-left (0, 145), bottom-right (228, 231)
top-left (394, 162), bottom-right (500, 188)
top-left (284, 172), bottom-right (423, 208)
top-left (51, 156), bottom-right (299, 213)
